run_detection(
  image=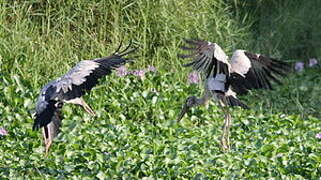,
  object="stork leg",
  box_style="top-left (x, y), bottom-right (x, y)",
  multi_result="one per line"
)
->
top-left (79, 97), bottom-right (96, 116)
top-left (220, 112), bottom-right (232, 151)
top-left (216, 94), bottom-right (232, 151)
top-left (66, 97), bottom-right (96, 116)
top-left (226, 113), bottom-right (232, 148)
top-left (220, 113), bottom-right (229, 150)
top-left (45, 140), bottom-right (52, 156)
top-left (42, 126), bottom-right (52, 156)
